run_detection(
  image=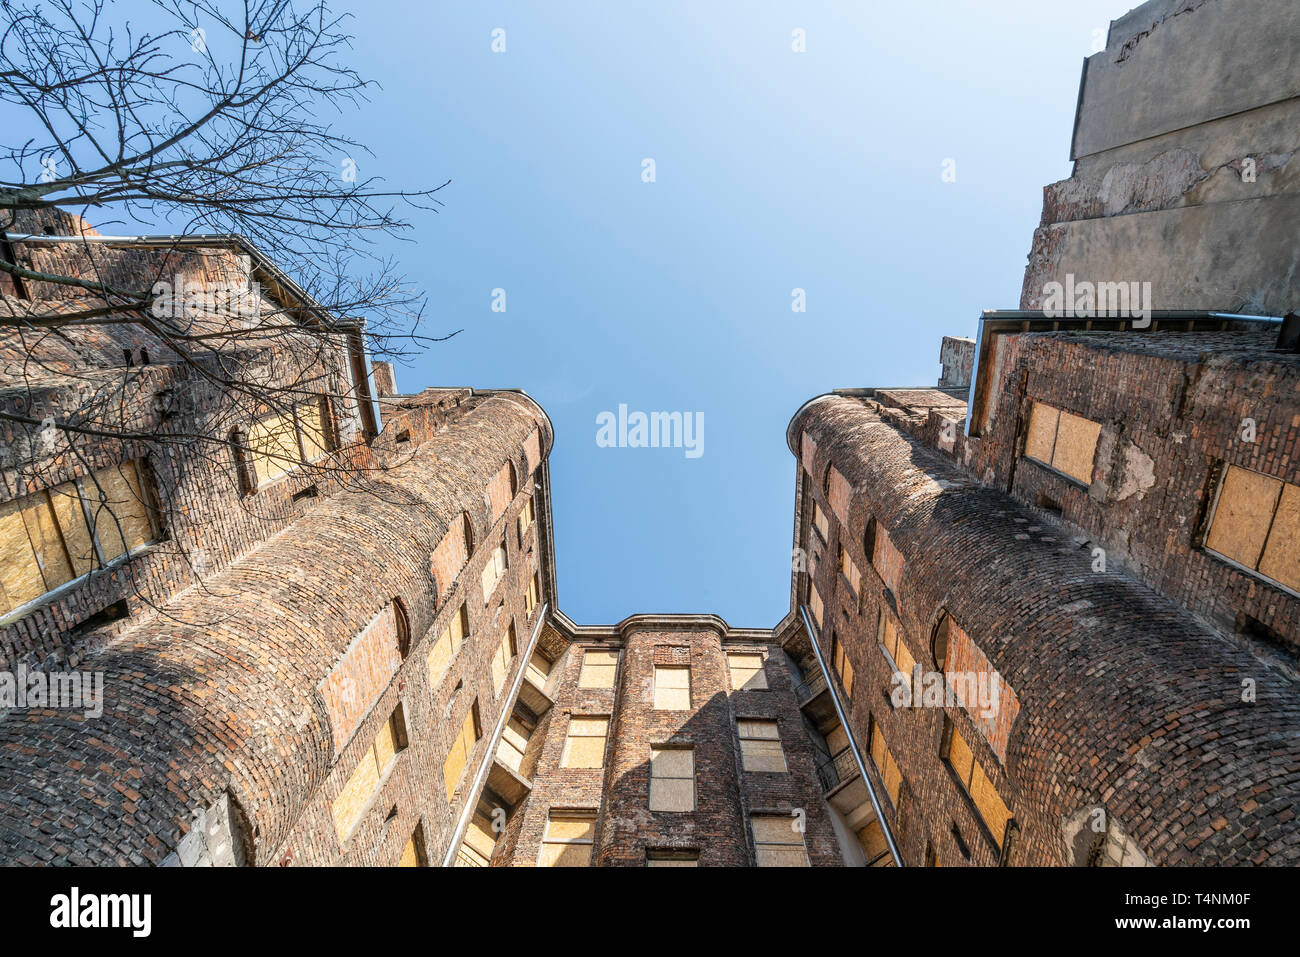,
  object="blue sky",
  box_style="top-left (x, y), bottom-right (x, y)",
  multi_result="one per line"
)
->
top-left (337, 0), bottom-right (1131, 627)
